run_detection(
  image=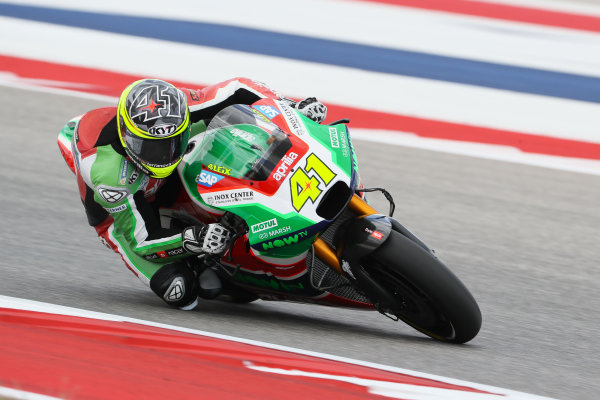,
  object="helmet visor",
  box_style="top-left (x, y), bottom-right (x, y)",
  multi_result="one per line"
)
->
top-left (122, 125), bottom-right (189, 168)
